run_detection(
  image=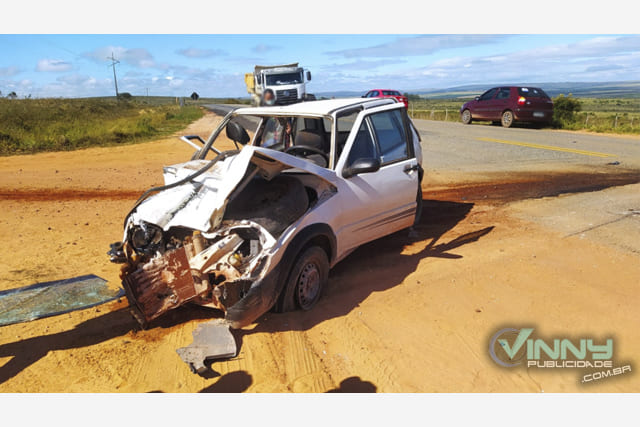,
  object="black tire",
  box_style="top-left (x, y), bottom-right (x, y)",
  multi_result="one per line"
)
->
top-left (501, 110), bottom-right (514, 128)
top-left (286, 246), bottom-right (329, 311)
top-left (461, 109), bottom-right (472, 124)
